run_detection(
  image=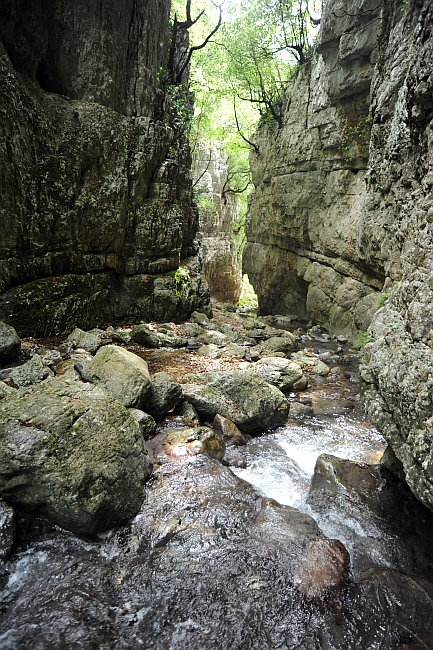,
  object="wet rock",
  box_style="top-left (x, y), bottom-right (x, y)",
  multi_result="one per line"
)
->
top-left (10, 354), bottom-right (54, 388)
top-left (213, 414), bottom-right (246, 446)
top-left (0, 376), bottom-right (152, 535)
top-left (381, 444), bottom-right (406, 483)
top-left (128, 408), bottom-right (157, 439)
top-left (81, 345), bottom-right (151, 409)
top-left (66, 327), bottom-right (103, 354)
top-left (252, 334), bottom-right (297, 358)
top-left (294, 538), bottom-right (350, 599)
top-left (182, 370), bottom-right (290, 433)
top-left (241, 356), bottom-right (303, 390)
top-left (163, 427), bottom-right (225, 461)
top-left (175, 400), bottom-right (201, 426)
top-left (130, 324), bottom-right (160, 348)
top-left (146, 372), bottom-right (183, 422)
top-left (0, 323), bottom-right (21, 365)
top-left (0, 499), bottom-right (15, 557)
top-left (197, 343), bottom-right (221, 358)
top-left (307, 454), bottom-right (433, 580)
